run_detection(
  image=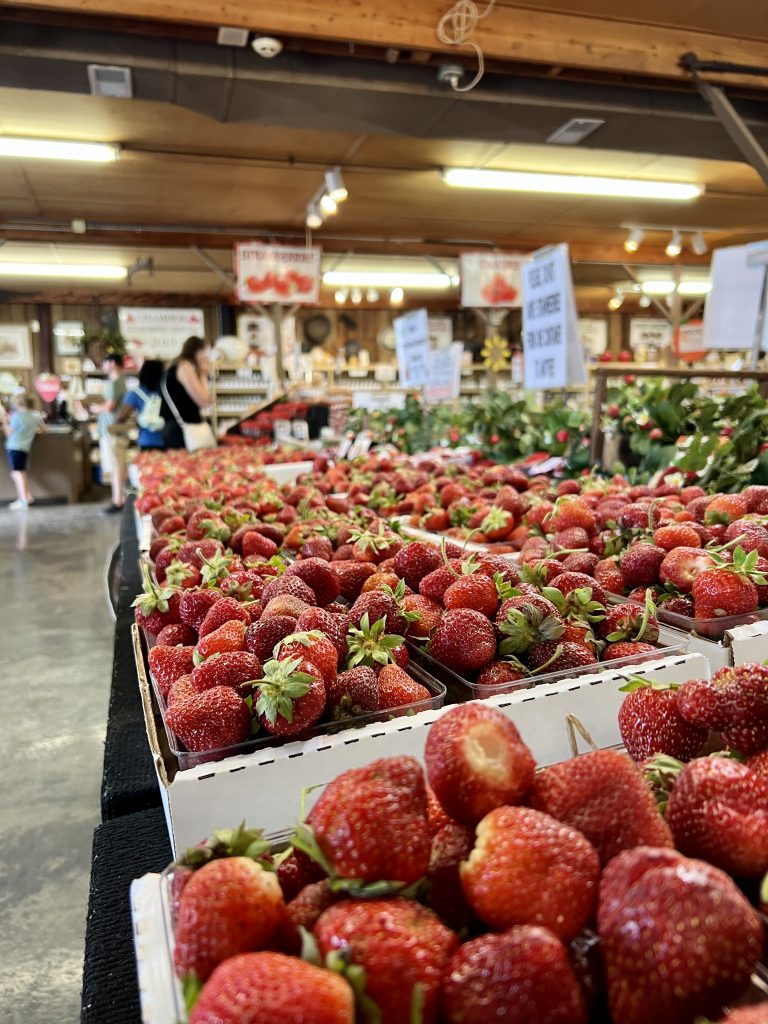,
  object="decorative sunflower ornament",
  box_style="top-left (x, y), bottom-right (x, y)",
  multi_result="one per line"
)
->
top-left (481, 334), bottom-right (511, 372)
